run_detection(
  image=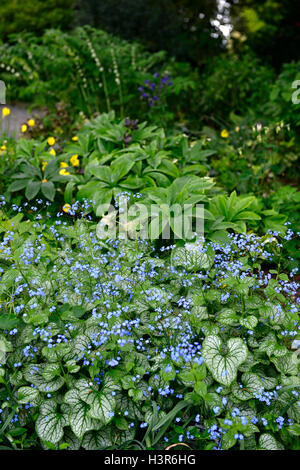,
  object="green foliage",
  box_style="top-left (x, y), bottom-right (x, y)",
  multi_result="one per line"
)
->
top-left (0, 14), bottom-right (299, 453)
top-left (2, 112), bottom-right (291, 244)
top-left (0, 208), bottom-right (298, 450)
top-left (201, 118), bottom-right (299, 195)
top-left (6, 139), bottom-right (71, 202)
top-left (0, 27), bottom-right (198, 126)
top-left (0, 0), bottom-right (74, 40)
top-left (230, 0), bottom-right (300, 67)
top-left (198, 53), bottom-right (275, 121)
top-left (74, 0), bottom-right (222, 66)
top-left (267, 61), bottom-right (300, 127)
